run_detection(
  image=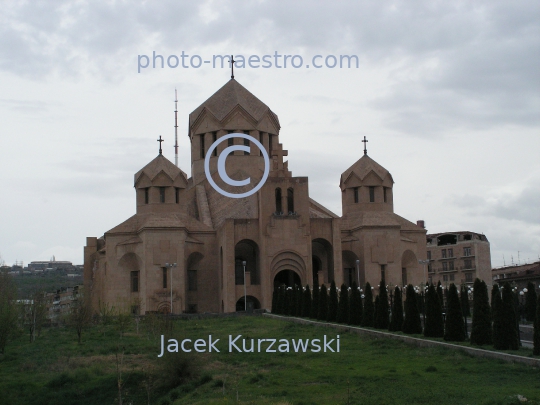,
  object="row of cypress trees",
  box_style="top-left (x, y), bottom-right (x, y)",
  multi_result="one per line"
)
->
top-left (272, 277), bottom-right (540, 355)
